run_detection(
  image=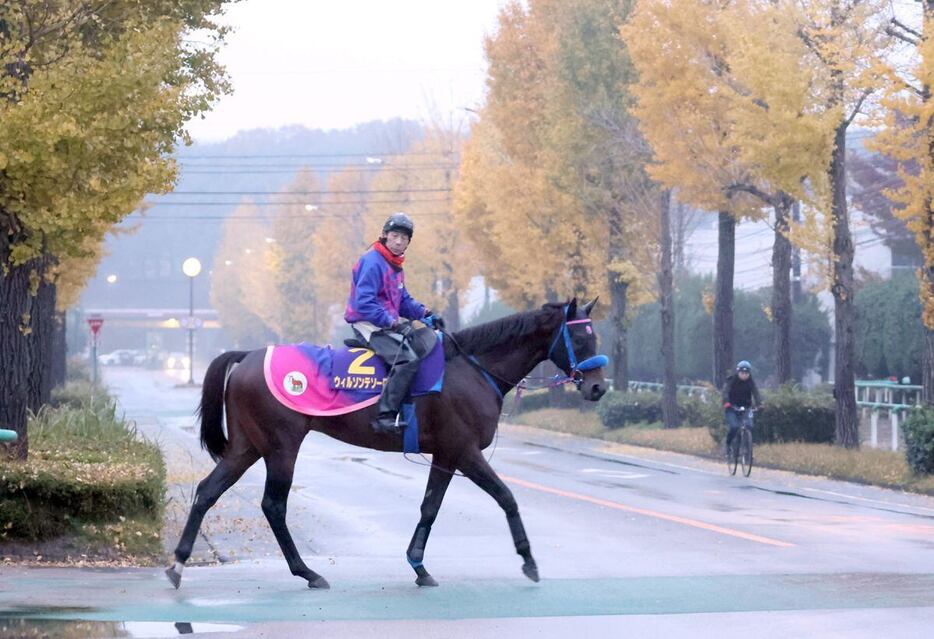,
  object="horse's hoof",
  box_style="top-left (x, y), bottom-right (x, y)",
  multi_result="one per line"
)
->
top-left (415, 573), bottom-right (439, 587)
top-left (165, 567), bottom-right (182, 590)
top-left (308, 575), bottom-right (330, 589)
top-left (522, 562), bottom-right (540, 583)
